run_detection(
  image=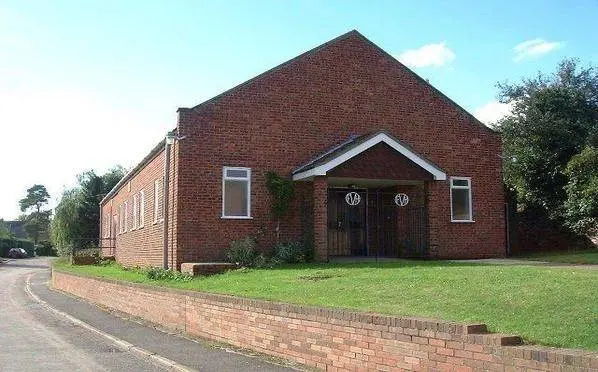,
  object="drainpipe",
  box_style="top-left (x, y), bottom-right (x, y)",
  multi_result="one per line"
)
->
top-left (163, 131), bottom-right (176, 269)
